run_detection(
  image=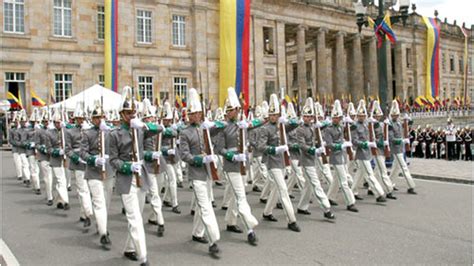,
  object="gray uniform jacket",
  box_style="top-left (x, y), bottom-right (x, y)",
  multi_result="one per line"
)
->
top-left (144, 132), bottom-right (167, 175)
top-left (257, 122), bottom-right (285, 170)
top-left (323, 123), bottom-right (346, 165)
top-left (8, 127), bottom-right (18, 152)
top-left (45, 128), bottom-right (65, 167)
top-left (351, 121), bottom-right (371, 161)
top-left (161, 126), bottom-right (180, 164)
top-left (388, 120), bottom-right (404, 154)
top-left (373, 121), bottom-right (385, 154)
top-left (80, 126), bottom-right (113, 180)
top-left (215, 120), bottom-right (245, 173)
top-left (37, 126), bottom-right (50, 162)
top-left (288, 123), bottom-right (300, 158)
top-left (65, 126), bottom-right (86, 171)
top-left (109, 123), bottom-right (158, 194)
top-left (22, 126), bottom-right (36, 156)
top-left (179, 124), bottom-right (211, 181)
top-left (15, 127), bottom-right (27, 154)
top-left (295, 123), bottom-right (317, 167)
